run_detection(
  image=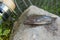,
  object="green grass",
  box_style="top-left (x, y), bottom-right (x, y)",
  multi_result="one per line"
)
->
top-left (15, 0), bottom-right (60, 16)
